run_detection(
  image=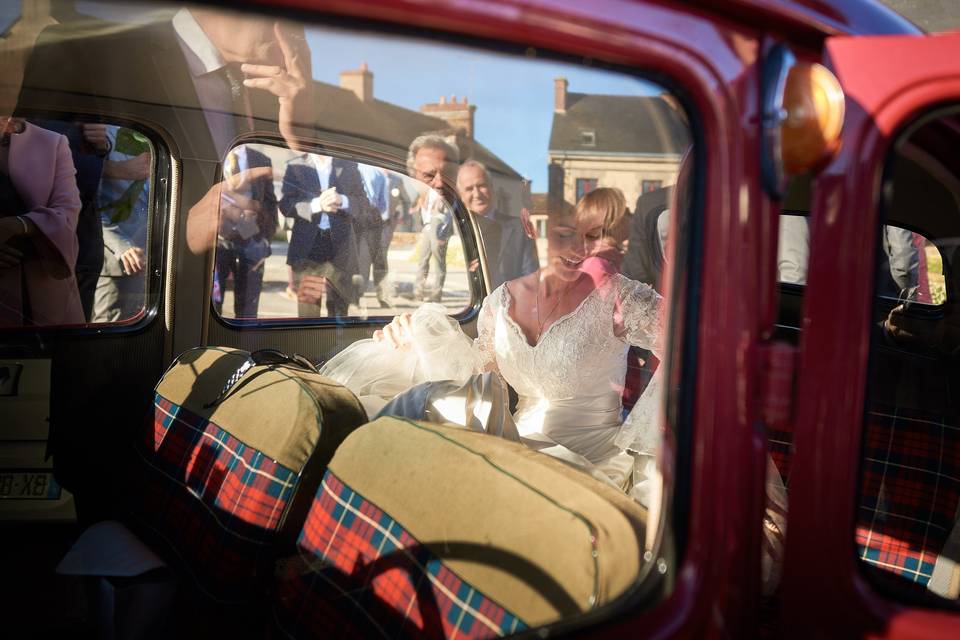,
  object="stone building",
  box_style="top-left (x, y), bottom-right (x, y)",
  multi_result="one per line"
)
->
top-left (547, 77), bottom-right (689, 212)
